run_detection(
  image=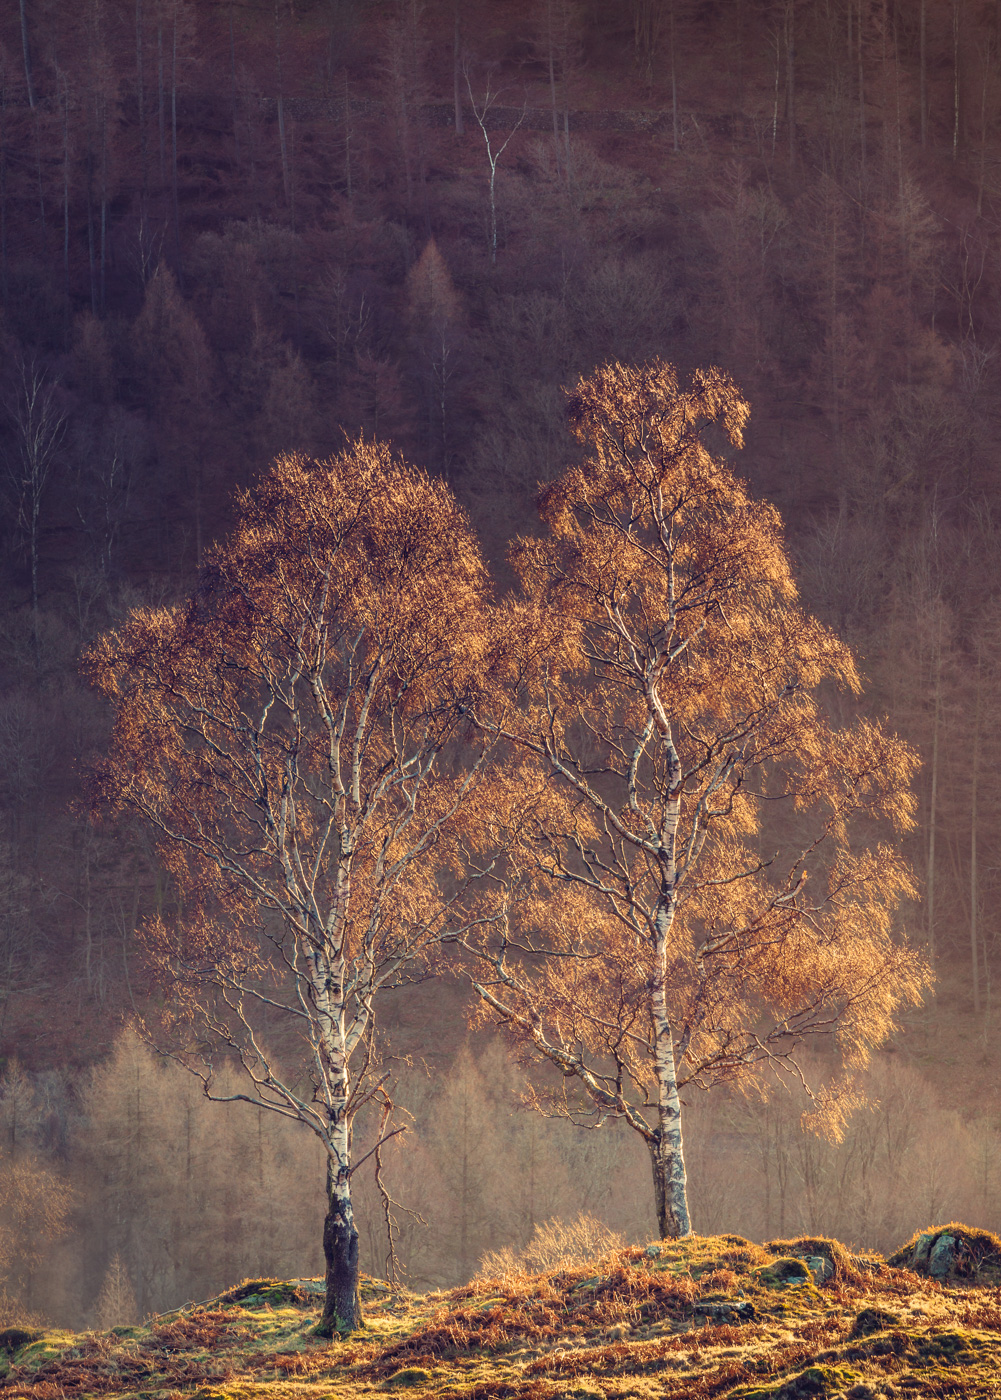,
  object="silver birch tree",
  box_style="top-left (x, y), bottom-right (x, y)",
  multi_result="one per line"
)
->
top-left (85, 442), bottom-right (495, 1333)
top-left (463, 63), bottom-right (525, 265)
top-left (462, 360), bottom-right (930, 1241)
